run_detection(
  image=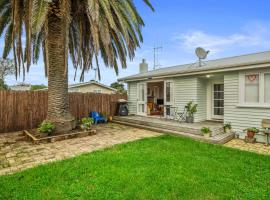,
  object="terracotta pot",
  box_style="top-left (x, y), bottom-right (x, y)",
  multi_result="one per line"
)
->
top-left (247, 131), bottom-right (255, 138)
top-left (108, 116), bottom-right (113, 122)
